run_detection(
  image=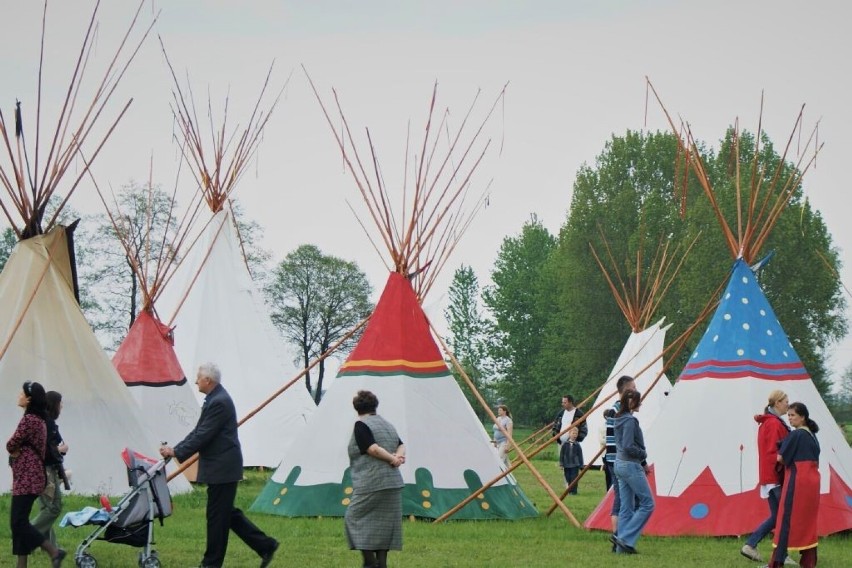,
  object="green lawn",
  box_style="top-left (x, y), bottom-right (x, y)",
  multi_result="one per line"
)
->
top-left (1, 438), bottom-right (849, 567)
